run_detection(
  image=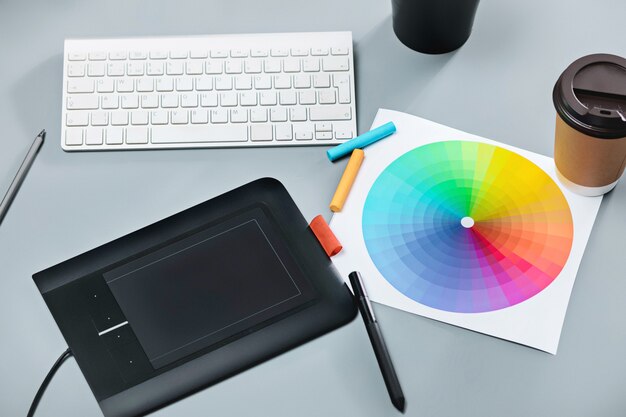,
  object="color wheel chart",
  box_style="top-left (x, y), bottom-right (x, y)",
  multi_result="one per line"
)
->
top-left (362, 140), bottom-right (574, 314)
